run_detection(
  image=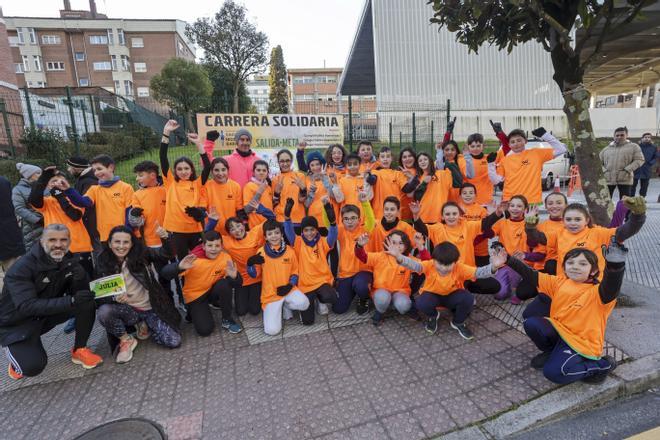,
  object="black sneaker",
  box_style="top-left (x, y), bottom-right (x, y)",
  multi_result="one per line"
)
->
top-left (531, 352), bottom-right (551, 370)
top-left (582, 355), bottom-right (617, 384)
top-left (371, 311), bottom-right (383, 326)
top-left (356, 298), bottom-right (369, 315)
top-left (450, 321), bottom-right (474, 340)
top-left (425, 312), bottom-right (440, 335)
